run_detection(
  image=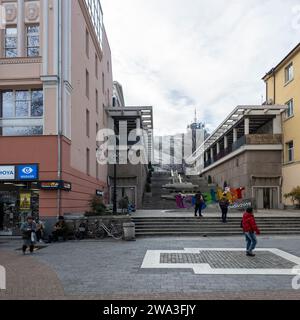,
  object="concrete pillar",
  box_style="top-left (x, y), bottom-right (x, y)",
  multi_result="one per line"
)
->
top-left (42, 0), bottom-right (49, 75)
top-left (273, 115), bottom-right (282, 134)
top-left (217, 142), bottom-right (220, 154)
top-left (17, 0), bottom-right (25, 57)
top-left (210, 148), bottom-right (214, 161)
top-left (244, 118), bottom-right (250, 135)
top-left (224, 135), bottom-right (228, 149)
top-left (233, 128), bottom-right (238, 143)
